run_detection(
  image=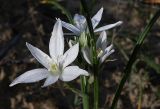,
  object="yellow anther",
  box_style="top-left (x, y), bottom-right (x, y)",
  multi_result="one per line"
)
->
top-left (97, 48), bottom-right (103, 57)
top-left (49, 64), bottom-right (59, 75)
